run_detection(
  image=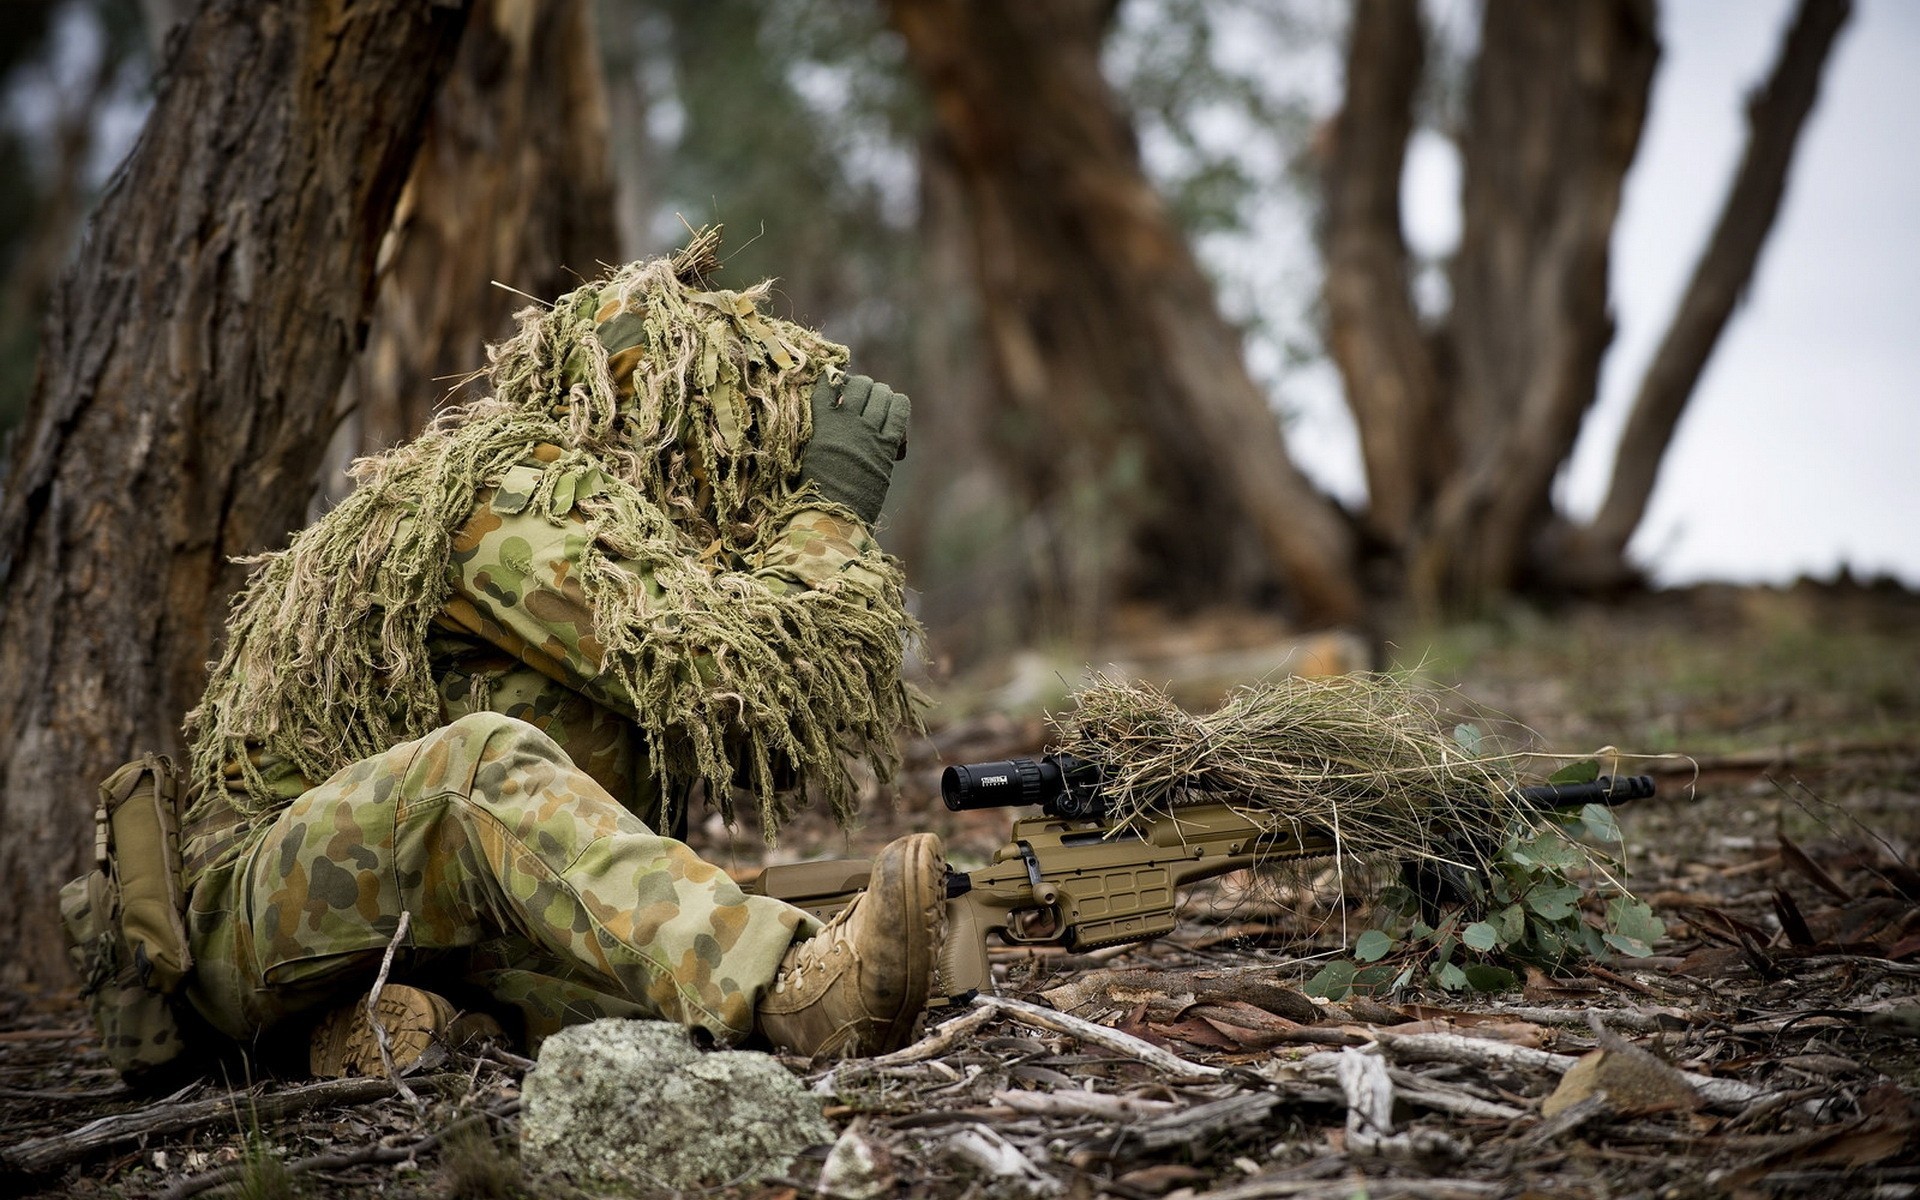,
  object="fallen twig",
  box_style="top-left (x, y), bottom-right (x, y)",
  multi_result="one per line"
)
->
top-left (1520, 1091), bottom-right (1610, 1145)
top-left (1, 1075), bottom-right (460, 1174)
top-left (156, 1095), bottom-right (522, 1200)
top-left (992, 1088), bottom-right (1179, 1121)
top-left (368, 910), bottom-right (426, 1116)
top-left (983, 995), bottom-right (1226, 1079)
top-left (812, 1002), bottom-right (1000, 1094)
top-left (1371, 1030), bottom-right (1761, 1108)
